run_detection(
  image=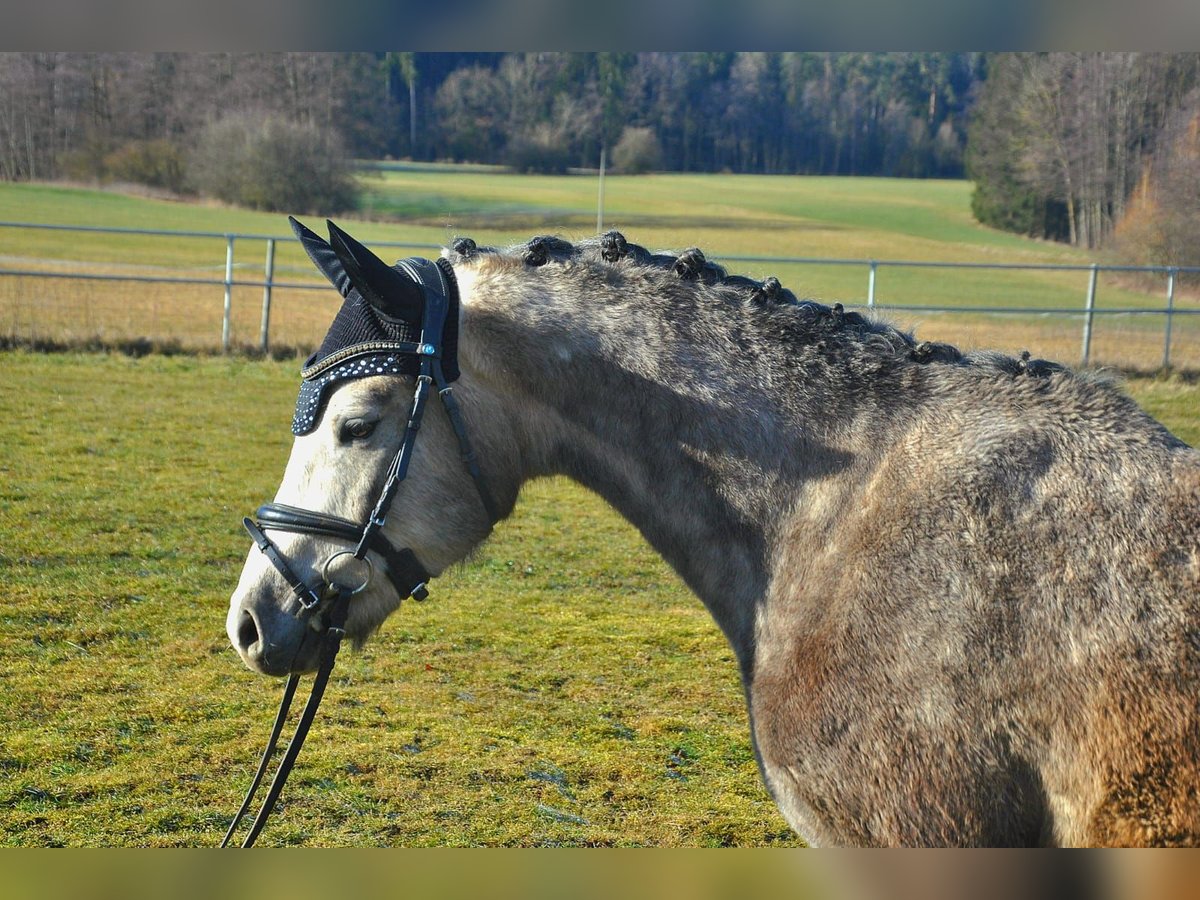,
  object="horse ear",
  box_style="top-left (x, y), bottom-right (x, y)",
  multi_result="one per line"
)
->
top-left (289, 216), bottom-right (353, 298)
top-left (326, 220), bottom-right (424, 323)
